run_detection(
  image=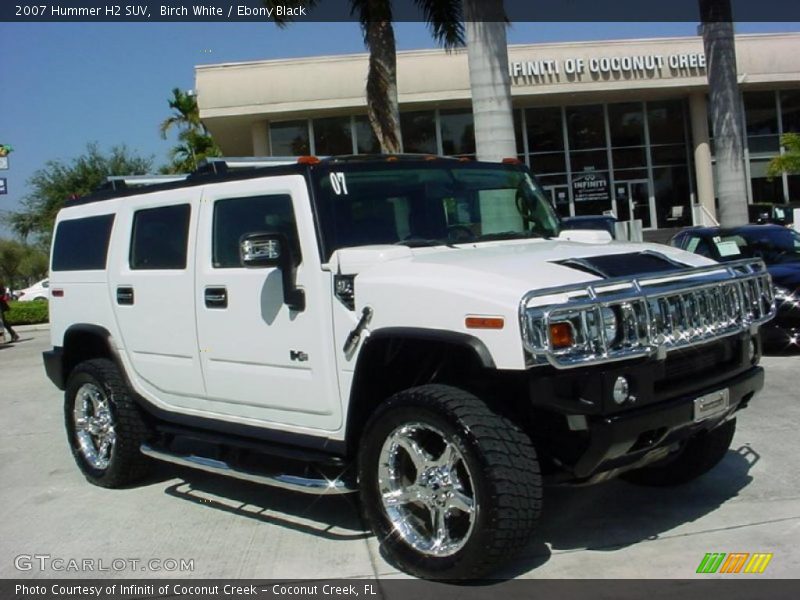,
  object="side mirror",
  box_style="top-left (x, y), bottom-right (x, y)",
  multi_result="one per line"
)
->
top-left (240, 233), bottom-right (283, 267)
top-left (239, 232), bottom-right (305, 312)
